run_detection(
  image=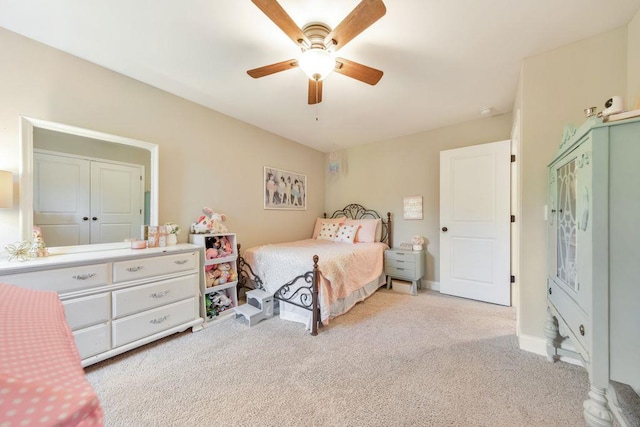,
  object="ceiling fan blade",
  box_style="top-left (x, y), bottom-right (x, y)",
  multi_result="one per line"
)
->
top-left (325, 0), bottom-right (386, 51)
top-left (247, 59), bottom-right (299, 78)
top-left (334, 58), bottom-right (383, 85)
top-left (308, 79), bottom-right (323, 105)
top-left (251, 0), bottom-right (309, 46)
